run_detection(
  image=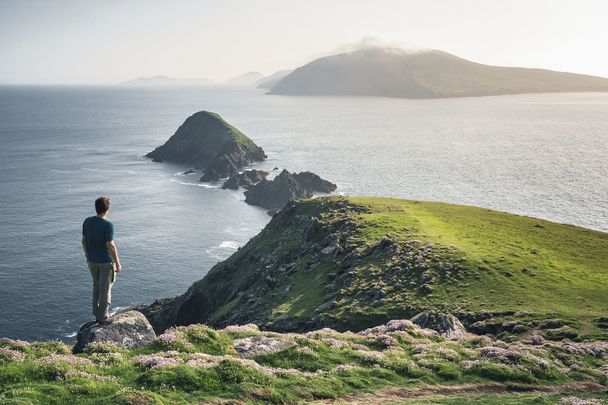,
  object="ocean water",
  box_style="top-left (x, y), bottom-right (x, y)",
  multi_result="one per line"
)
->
top-left (0, 86), bottom-right (607, 341)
